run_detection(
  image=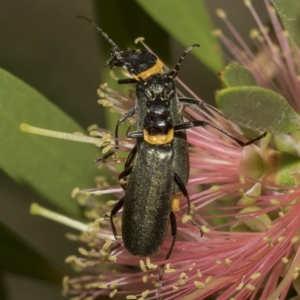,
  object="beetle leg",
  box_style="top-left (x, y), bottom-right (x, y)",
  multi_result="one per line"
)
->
top-left (157, 211), bottom-right (177, 298)
top-left (110, 197), bottom-right (125, 243)
top-left (117, 145), bottom-right (136, 190)
top-left (174, 120), bottom-right (266, 147)
top-left (179, 97), bottom-right (227, 119)
top-left (95, 107), bottom-right (136, 165)
top-left (174, 172), bottom-right (203, 237)
top-left (118, 78), bottom-right (138, 84)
